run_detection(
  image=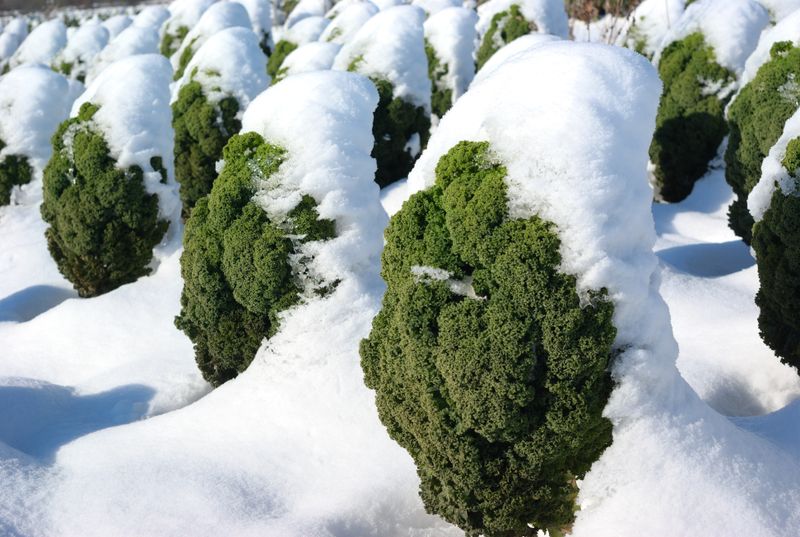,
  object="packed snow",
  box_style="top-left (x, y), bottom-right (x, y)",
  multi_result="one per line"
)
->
top-left (276, 41), bottom-right (341, 79)
top-left (476, 0), bottom-right (569, 39)
top-left (471, 31), bottom-right (559, 86)
top-left (424, 7), bottom-right (477, 104)
top-left (86, 25), bottom-right (160, 85)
